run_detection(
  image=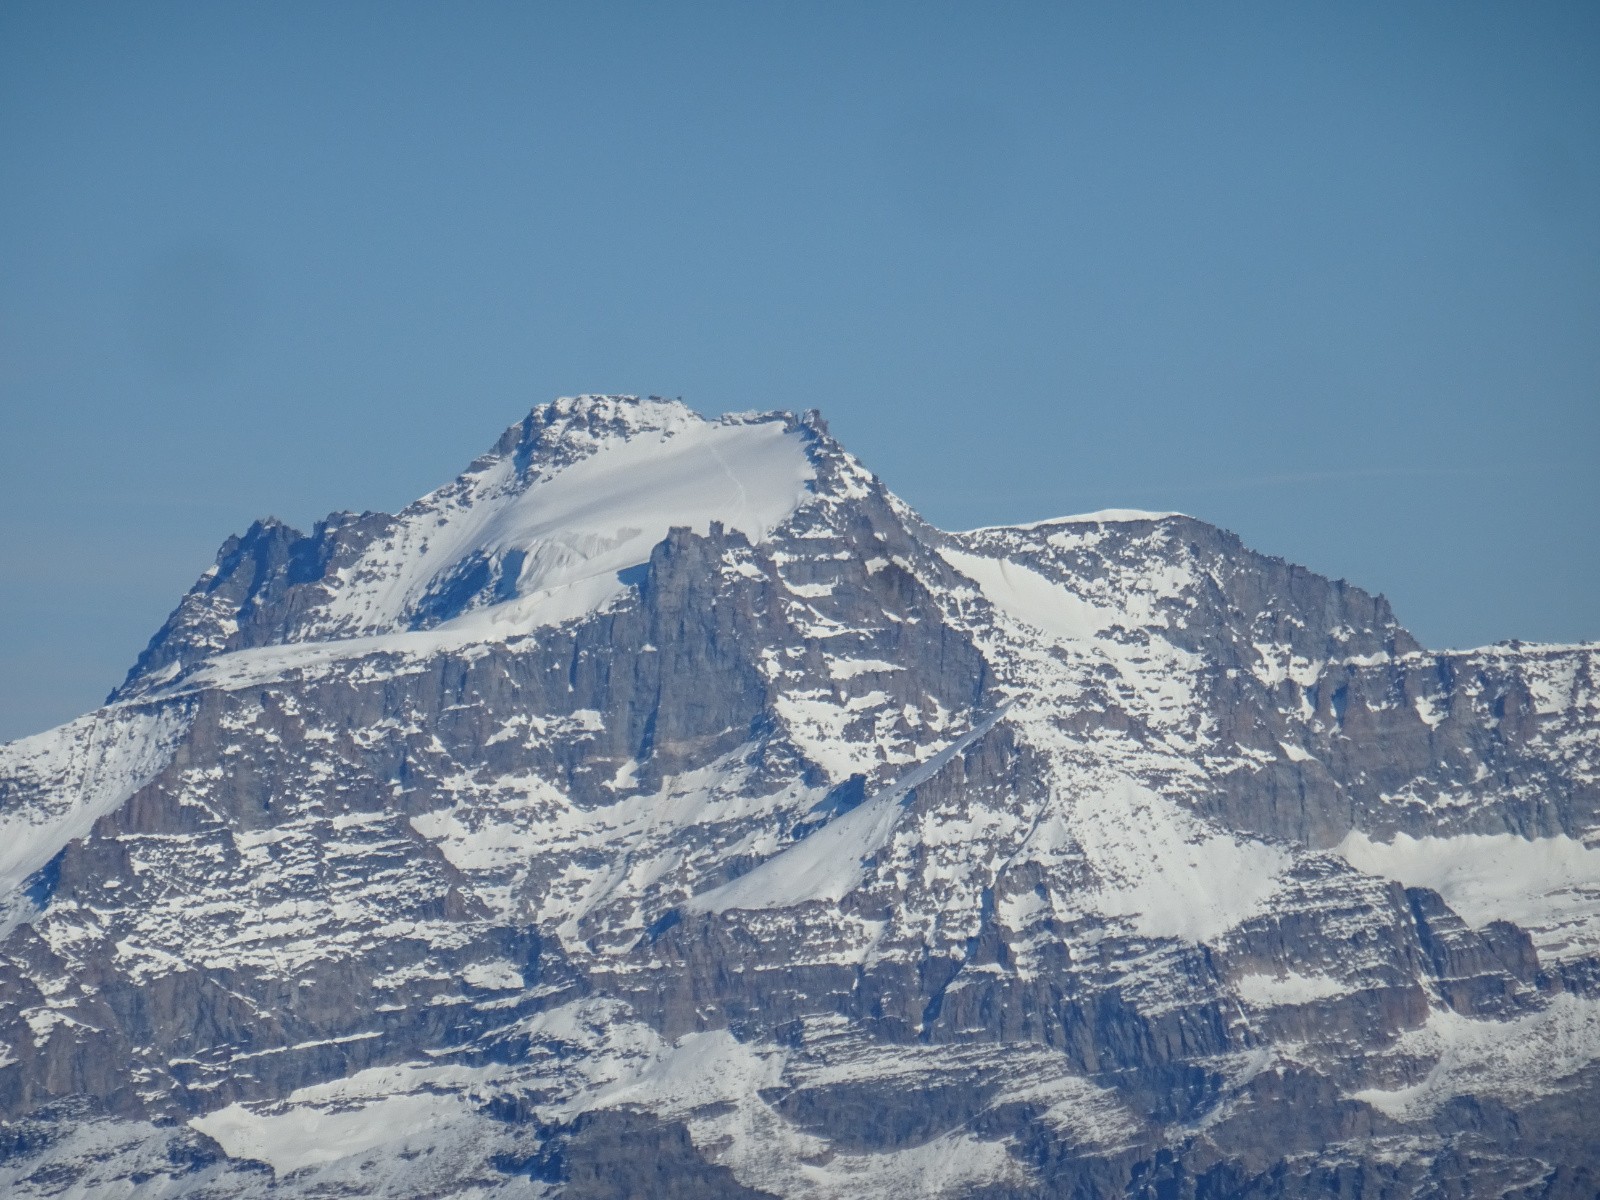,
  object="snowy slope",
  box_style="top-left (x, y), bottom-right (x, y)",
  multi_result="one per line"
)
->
top-left (318, 404), bottom-right (815, 636)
